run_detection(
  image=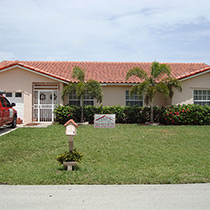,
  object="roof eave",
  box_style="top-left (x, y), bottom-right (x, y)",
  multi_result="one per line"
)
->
top-left (0, 64), bottom-right (69, 84)
top-left (178, 67), bottom-right (210, 81)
